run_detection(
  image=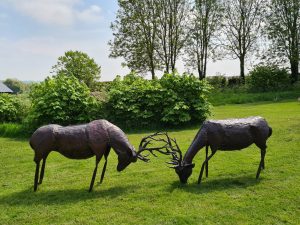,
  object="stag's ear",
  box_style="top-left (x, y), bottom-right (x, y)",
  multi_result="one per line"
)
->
top-left (131, 150), bottom-right (137, 162)
top-left (185, 163), bottom-right (195, 168)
